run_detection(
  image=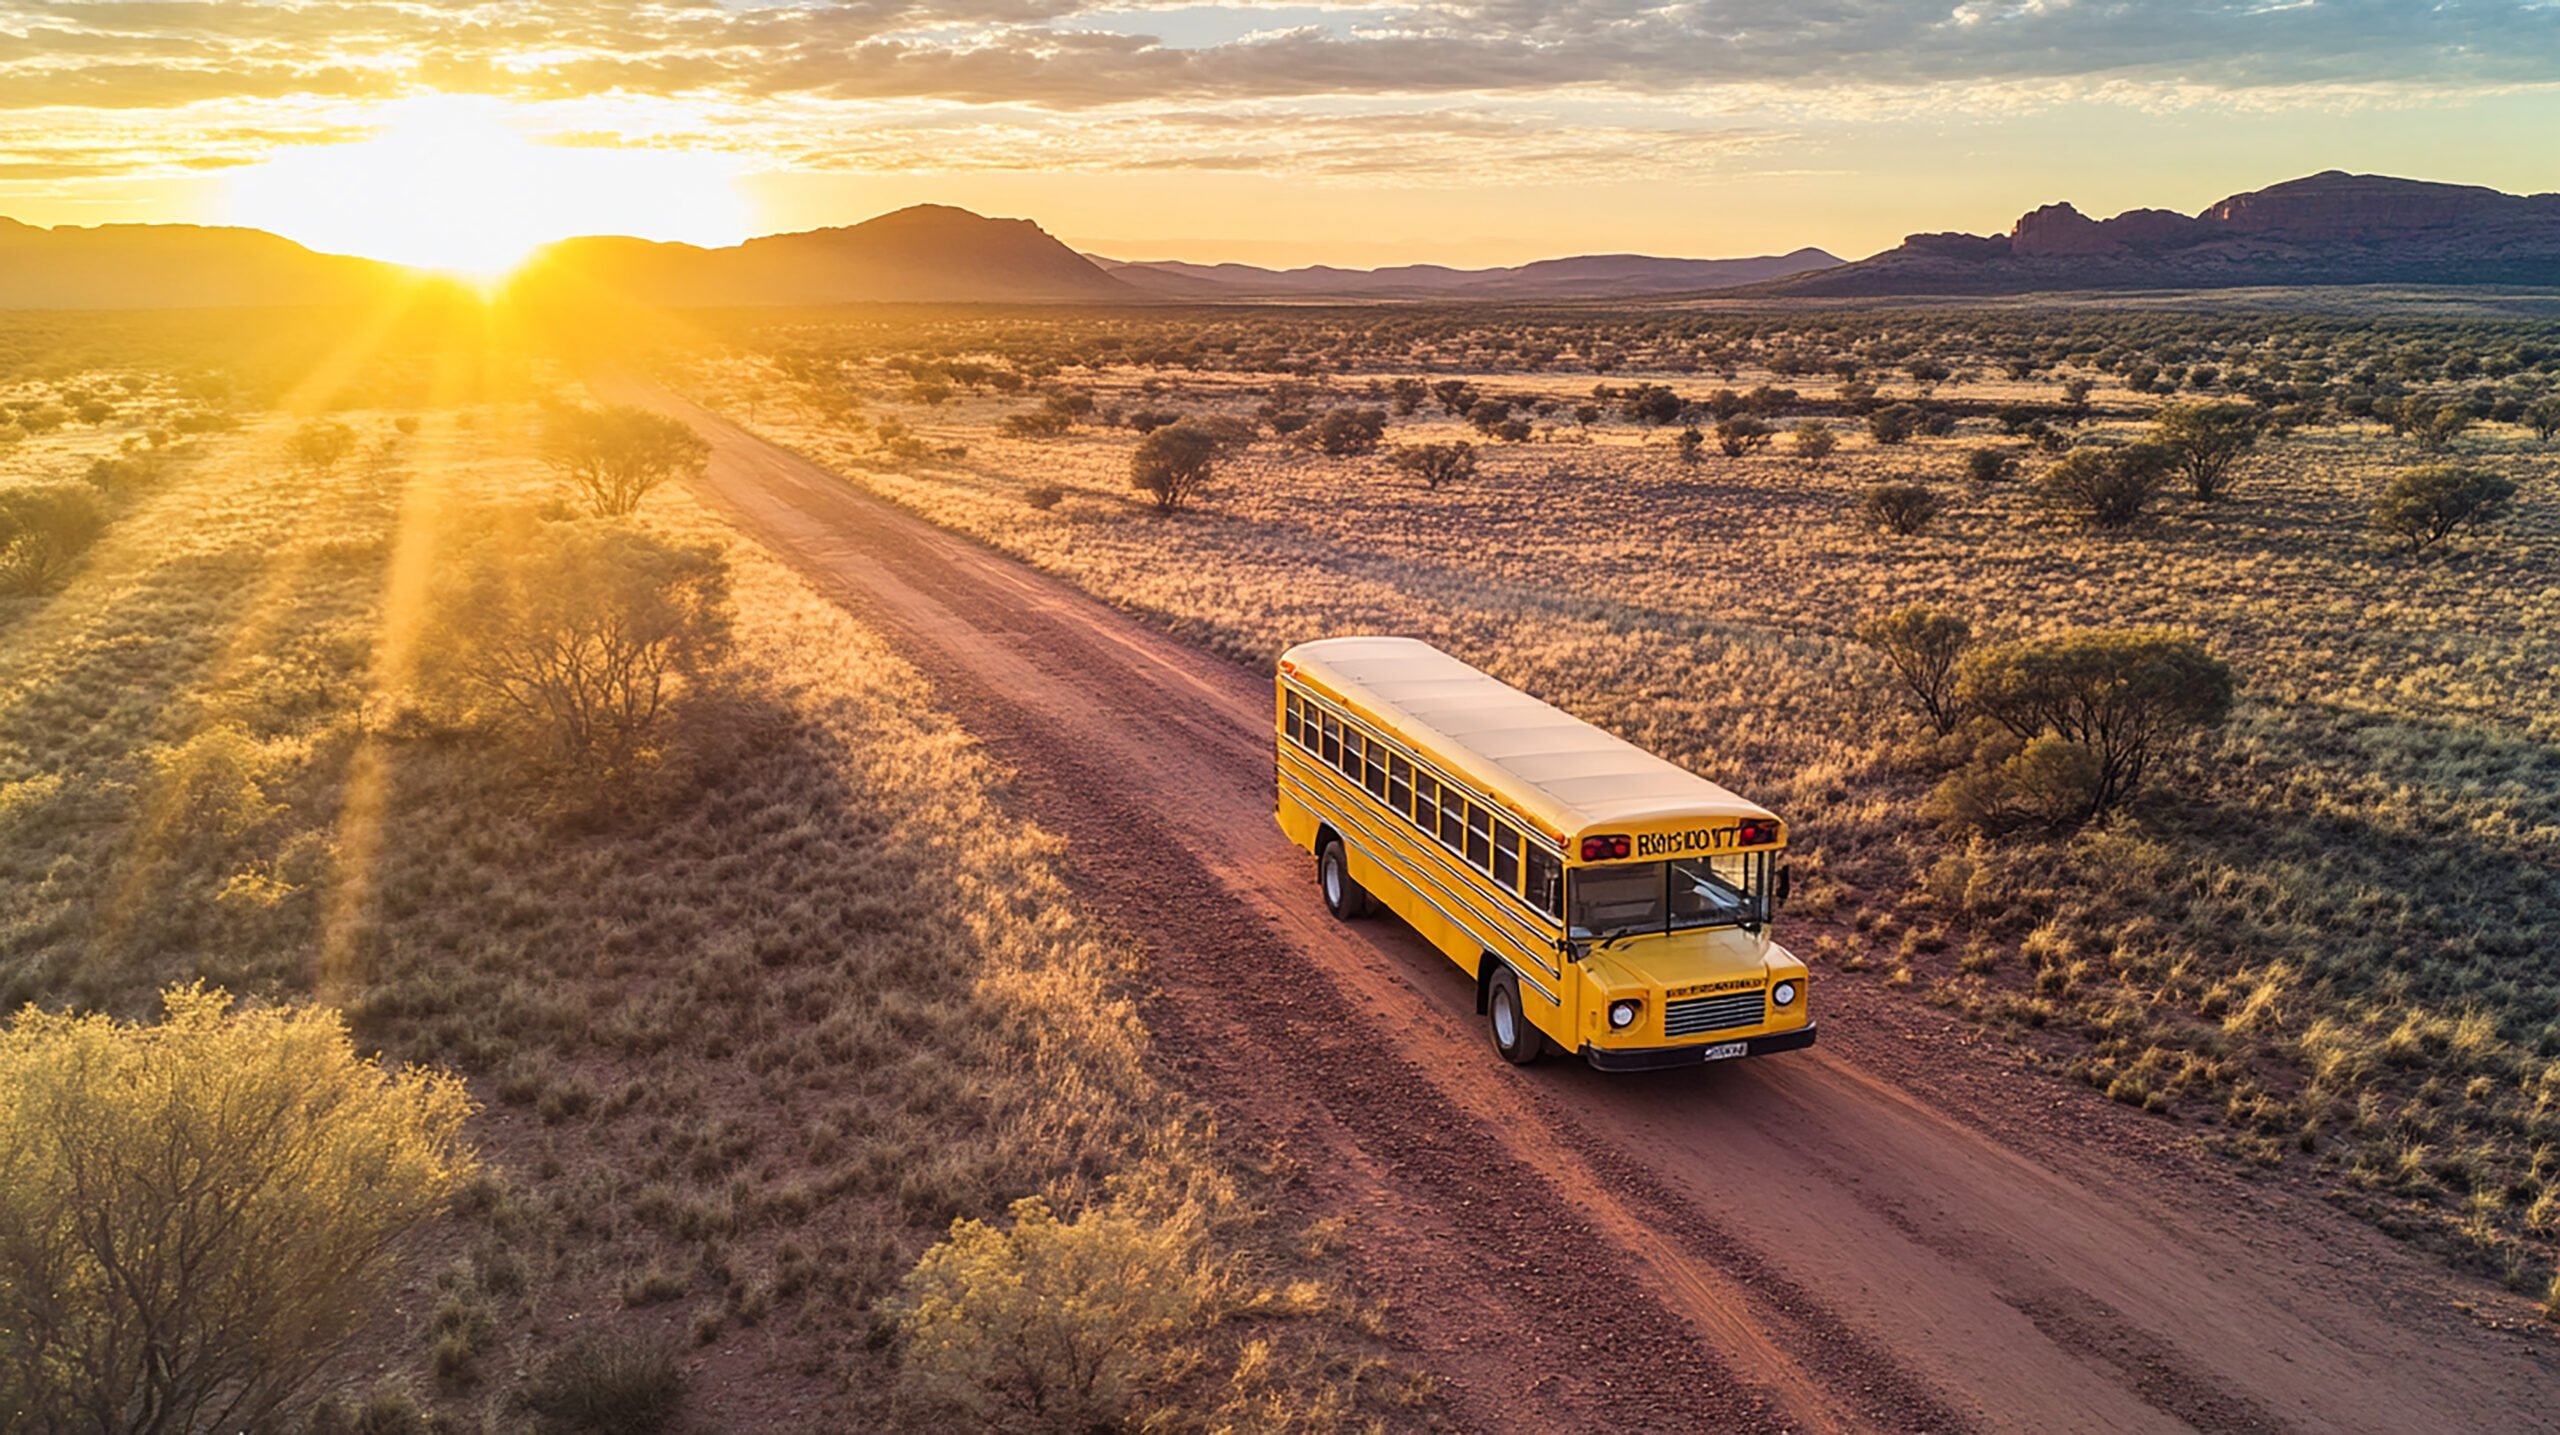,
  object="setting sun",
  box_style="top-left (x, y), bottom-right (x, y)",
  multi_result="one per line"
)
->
top-left (222, 95), bottom-right (752, 277)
